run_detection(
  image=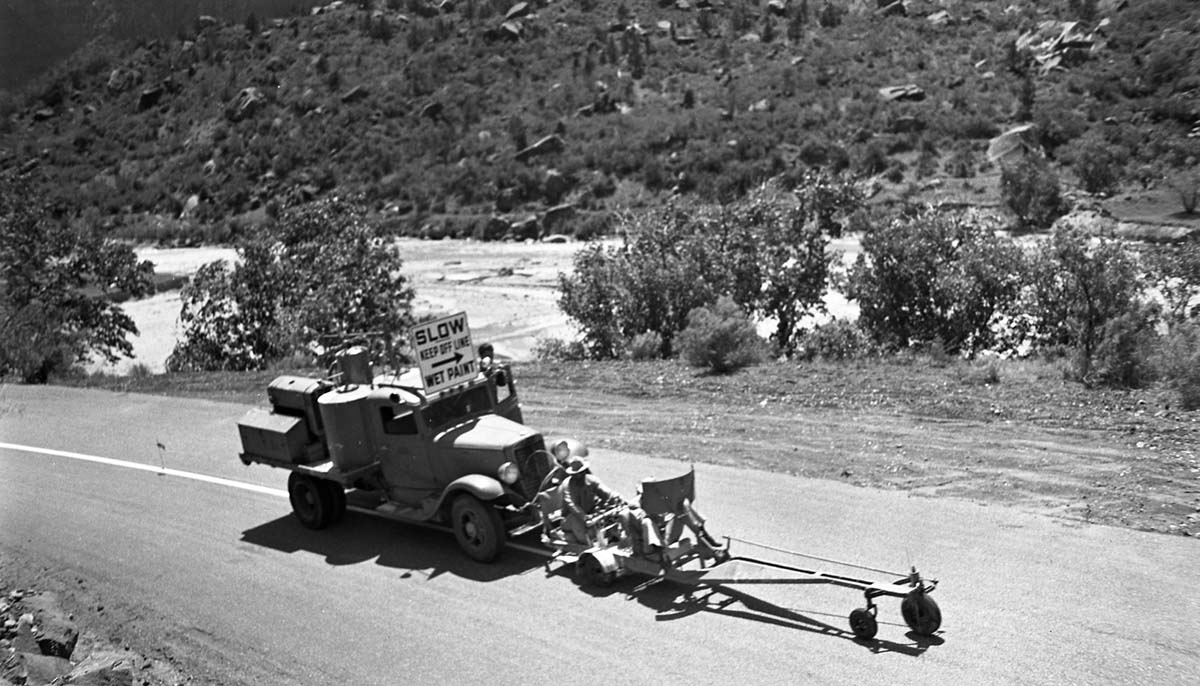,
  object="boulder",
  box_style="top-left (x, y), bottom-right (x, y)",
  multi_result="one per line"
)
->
top-left (541, 203), bottom-right (576, 232)
top-left (226, 87), bottom-right (267, 122)
top-left (509, 215), bottom-right (540, 240)
top-left (196, 15), bottom-right (219, 29)
top-left (505, 2), bottom-right (531, 20)
top-left (876, 0), bottom-right (906, 17)
top-left (878, 84), bottom-right (925, 102)
top-left (986, 123), bottom-right (1039, 164)
top-left (137, 86), bottom-right (164, 111)
top-left (927, 10), bottom-right (952, 26)
top-left (515, 134), bottom-right (565, 162)
top-left (543, 169), bottom-right (570, 203)
top-left (106, 68), bottom-right (141, 94)
top-left (63, 650), bottom-right (136, 686)
top-left (767, 0), bottom-right (788, 16)
top-left (180, 194), bottom-right (201, 219)
top-left (340, 85), bottom-right (369, 103)
top-left (420, 101), bottom-right (444, 120)
top-left (22, 591), bottom-right (79, 659)
top-left (1051, 209), bottom-right (1117, 236)
top-left (32, 108), bottom-right (56, 121)
top-left (5, 651), bottom-right (74, 685)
